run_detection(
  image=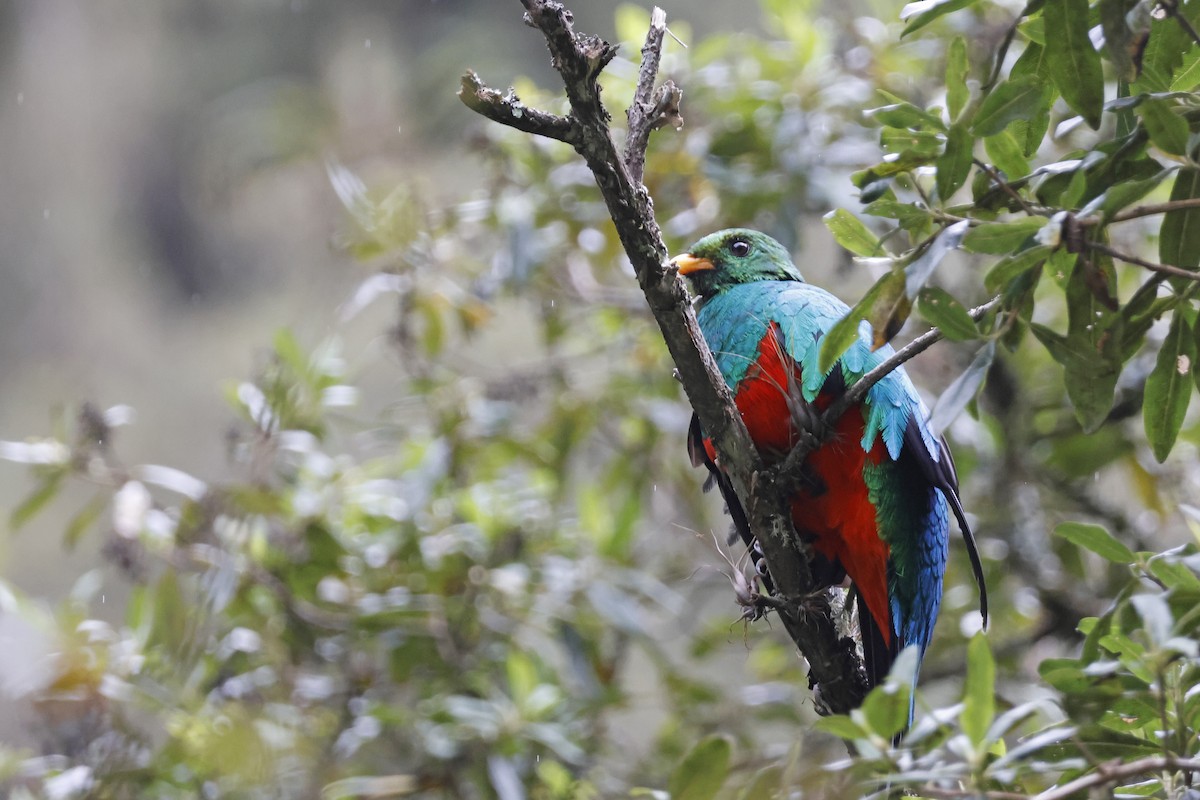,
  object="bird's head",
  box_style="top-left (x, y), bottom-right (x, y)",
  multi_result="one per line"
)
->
top-left (671, 229), bottom-right (803, 298)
